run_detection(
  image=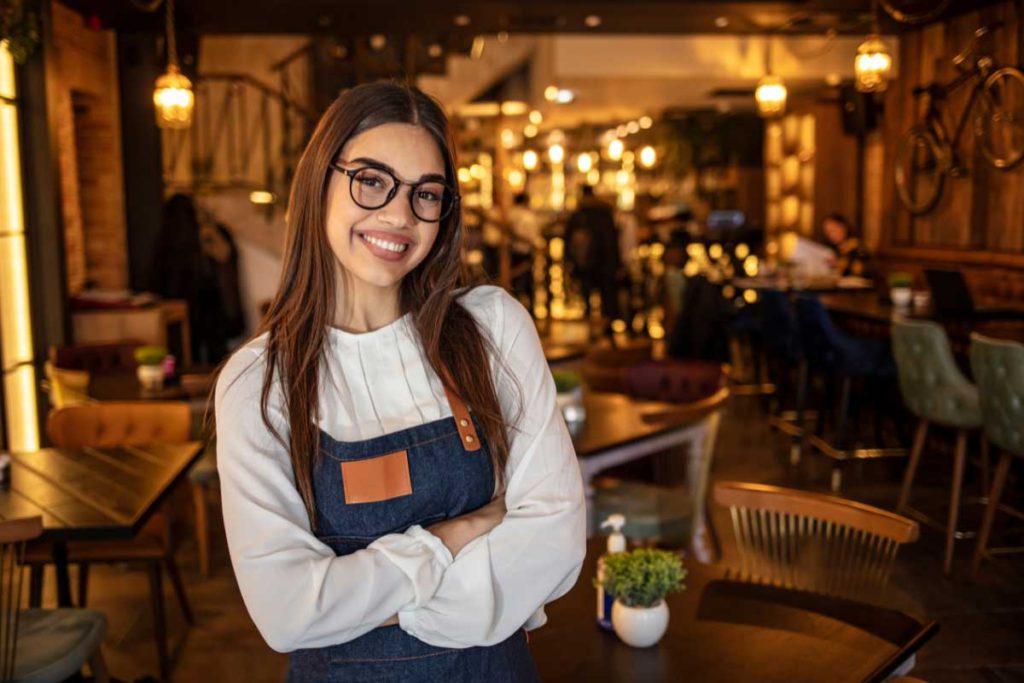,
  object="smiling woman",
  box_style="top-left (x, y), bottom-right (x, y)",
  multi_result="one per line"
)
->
top-left (214, 81), bottom-right (586, 682)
